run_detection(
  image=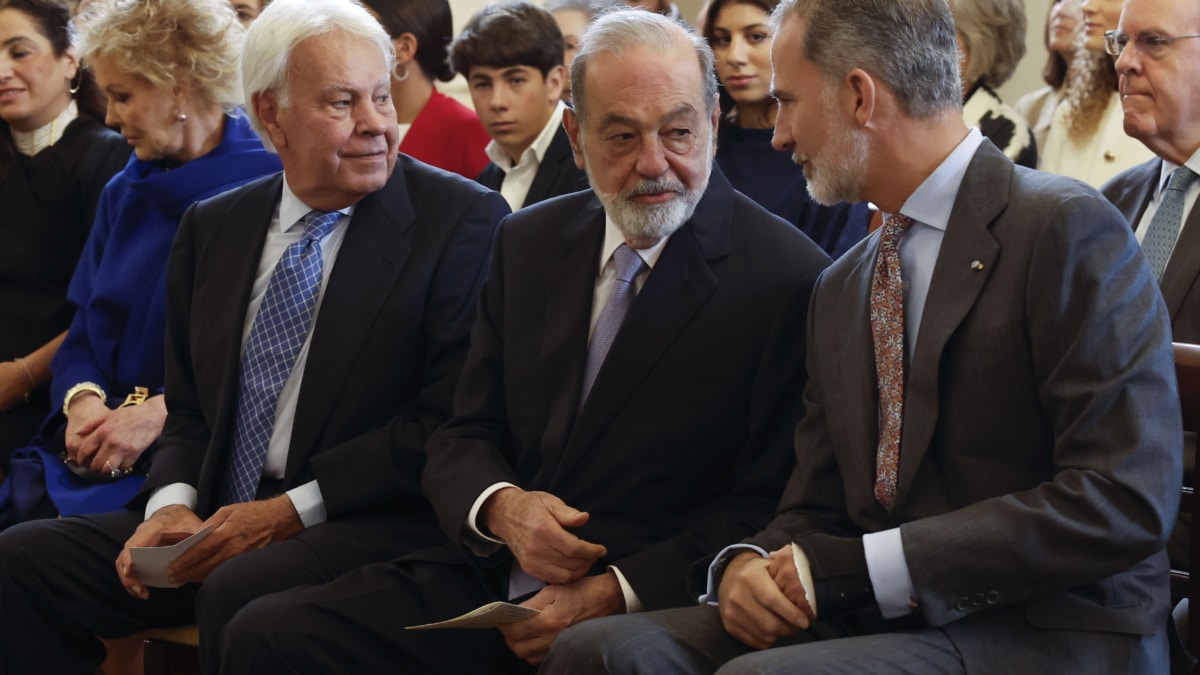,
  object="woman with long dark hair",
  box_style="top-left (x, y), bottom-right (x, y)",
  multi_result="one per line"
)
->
top-left (0, 0), bottom-right (128, 470)
top-left (701, 0), bottom-right (867, 258)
